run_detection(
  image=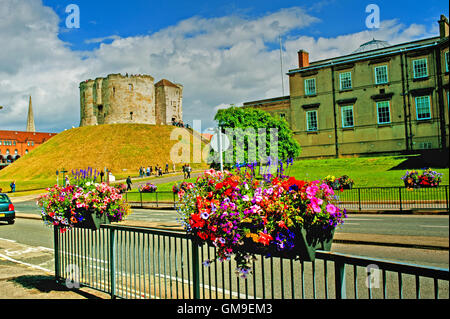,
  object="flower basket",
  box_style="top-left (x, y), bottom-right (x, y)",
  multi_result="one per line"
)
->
top-left (234, 227), bottom-right (335, 261)
top-left (38, 176), bottom-right (131, 233)
top-left (139, 183), bottom-right (157, 193)
top-left (177, 169), bottom-right (346, 277)
top-left (72, 209), bottom-right (111, 230)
